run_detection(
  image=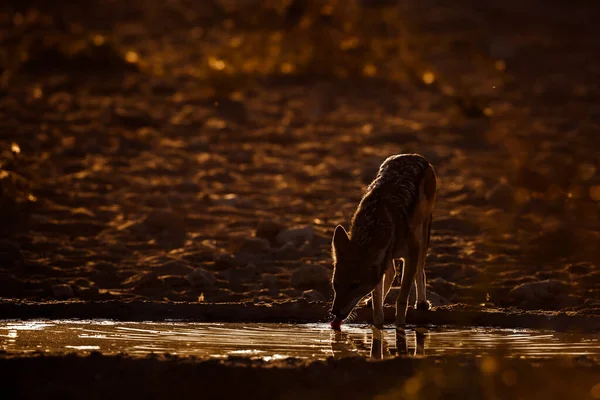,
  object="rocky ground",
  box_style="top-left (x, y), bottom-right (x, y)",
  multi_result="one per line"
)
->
top-left (1, 0), bottom-right (600, 314)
